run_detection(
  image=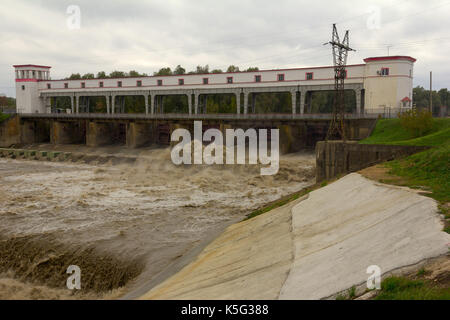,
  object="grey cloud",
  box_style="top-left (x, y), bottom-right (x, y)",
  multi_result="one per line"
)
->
top-left (0, 0), bottom-right (449, 97)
